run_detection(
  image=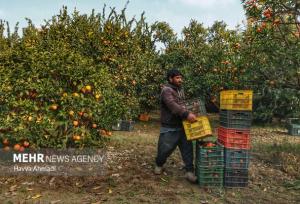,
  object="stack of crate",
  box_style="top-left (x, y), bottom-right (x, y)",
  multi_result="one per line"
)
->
top-left (218, 90), bottom-right (253, 187)
top-left (195, 141), bottom-right (224, 187)
top-left (182, 98), bottom-right (224, 187)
